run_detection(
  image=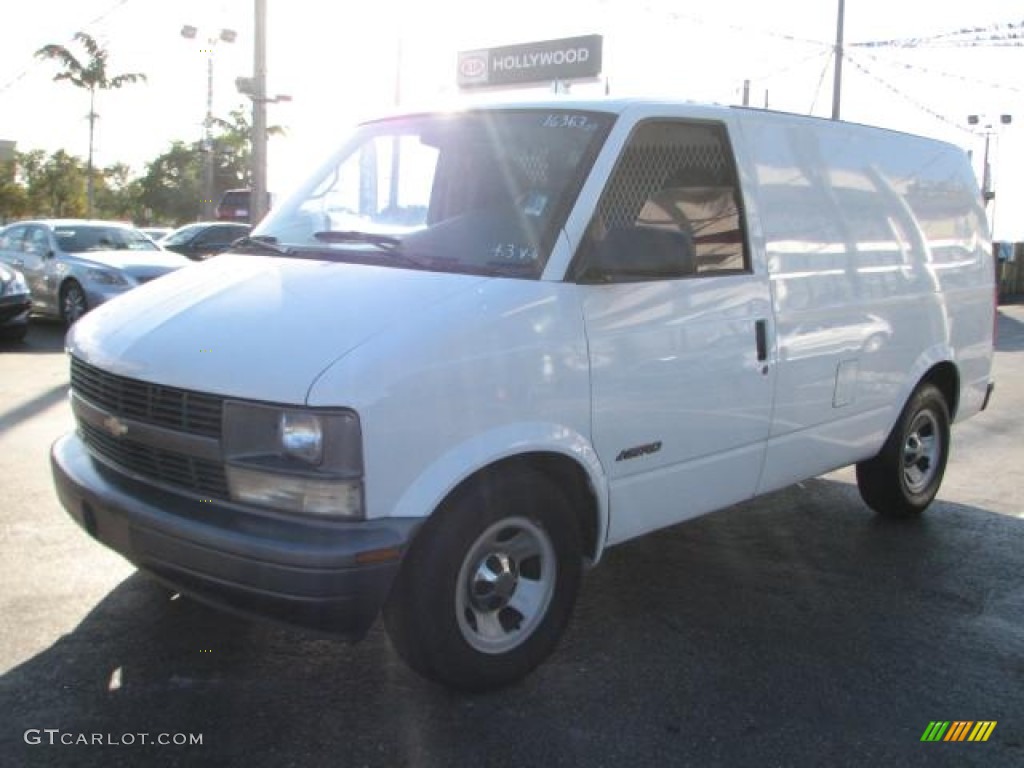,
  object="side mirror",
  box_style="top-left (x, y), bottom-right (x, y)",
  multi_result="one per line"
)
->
top-left (576, 226), bottom-right (696, 284)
